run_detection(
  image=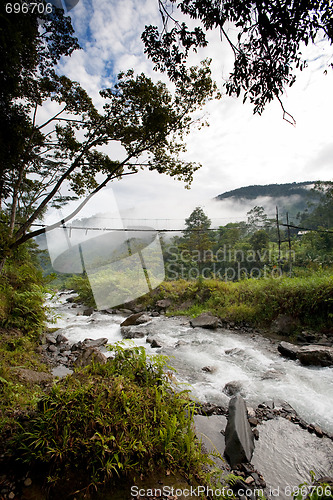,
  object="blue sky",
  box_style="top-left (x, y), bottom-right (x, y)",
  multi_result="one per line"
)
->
top-left (46, 0), bottom-right (333, 227)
